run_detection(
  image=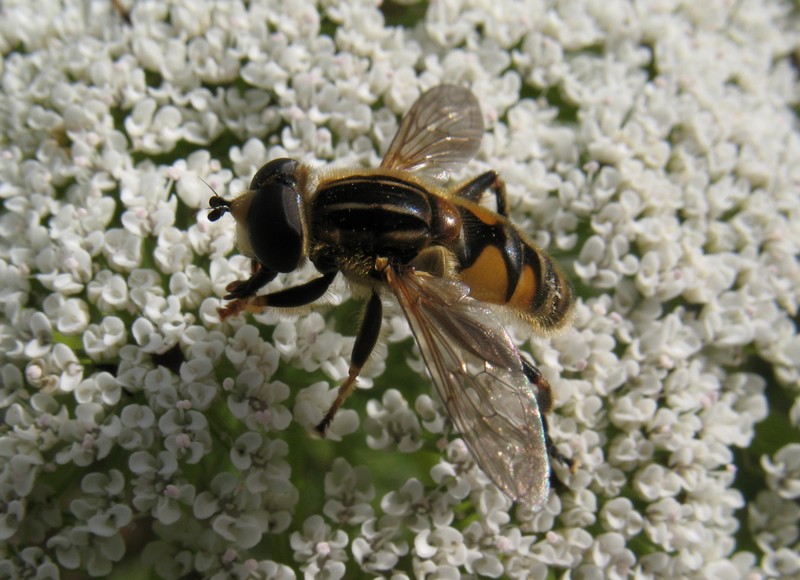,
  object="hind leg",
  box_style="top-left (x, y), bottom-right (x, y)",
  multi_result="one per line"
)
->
top-left (453, 171), bottom-right (510, 216)
top-left (521, 358), bottom-right (575, 471)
